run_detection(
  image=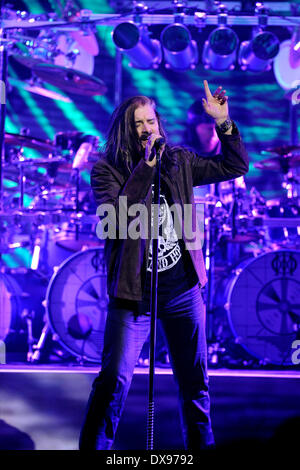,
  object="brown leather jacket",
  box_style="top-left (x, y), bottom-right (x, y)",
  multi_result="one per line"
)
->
top-left (91, 122), bottom-right (249, 301)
